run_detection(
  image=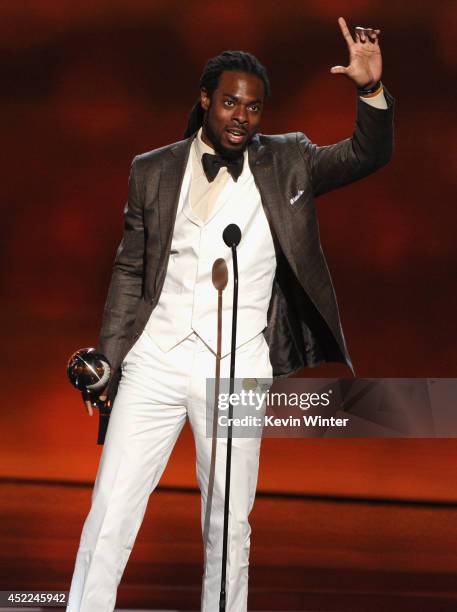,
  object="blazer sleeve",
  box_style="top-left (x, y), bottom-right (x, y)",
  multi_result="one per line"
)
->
top-left (96, 156), bottom-right (145, 388)
top-left (297, 87), bottom-right (395, 198)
